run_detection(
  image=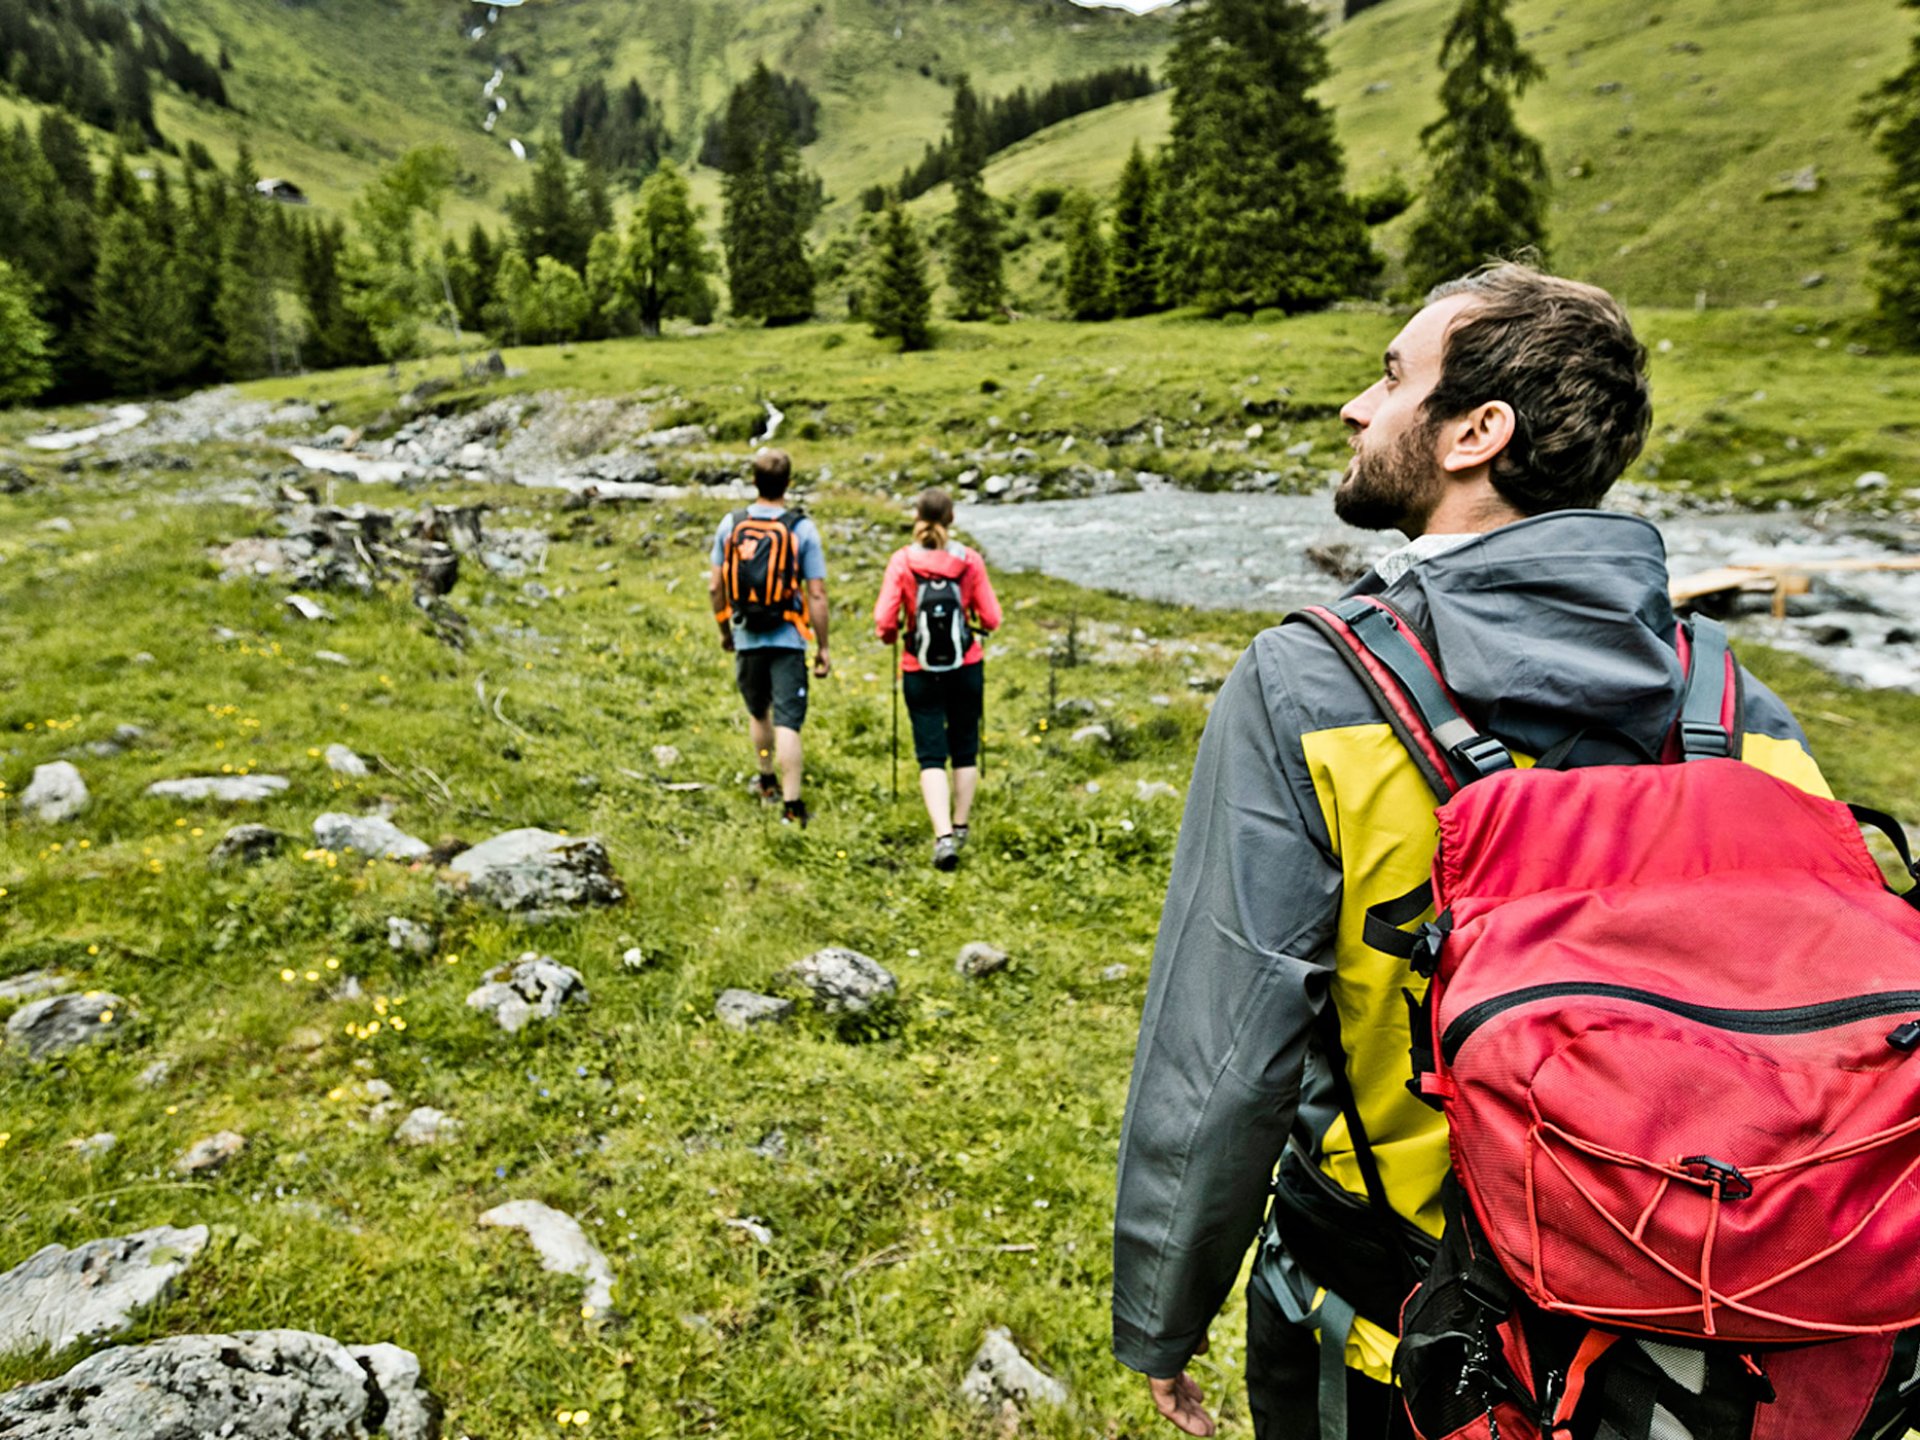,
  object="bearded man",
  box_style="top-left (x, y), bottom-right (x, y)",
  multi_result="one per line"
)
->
top-left (1110, 264), bottom-right (1827, 1437)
